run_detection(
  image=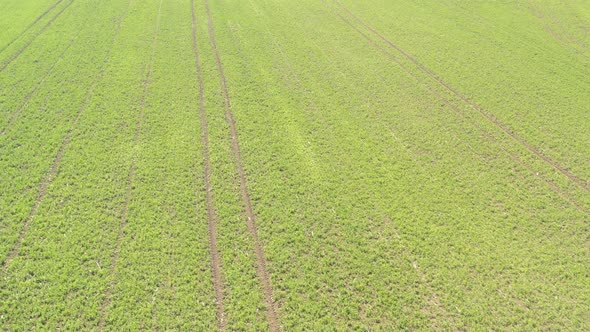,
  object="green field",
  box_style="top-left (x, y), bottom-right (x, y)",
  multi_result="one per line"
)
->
top-left (1, 0), bottom-right (589, 330)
